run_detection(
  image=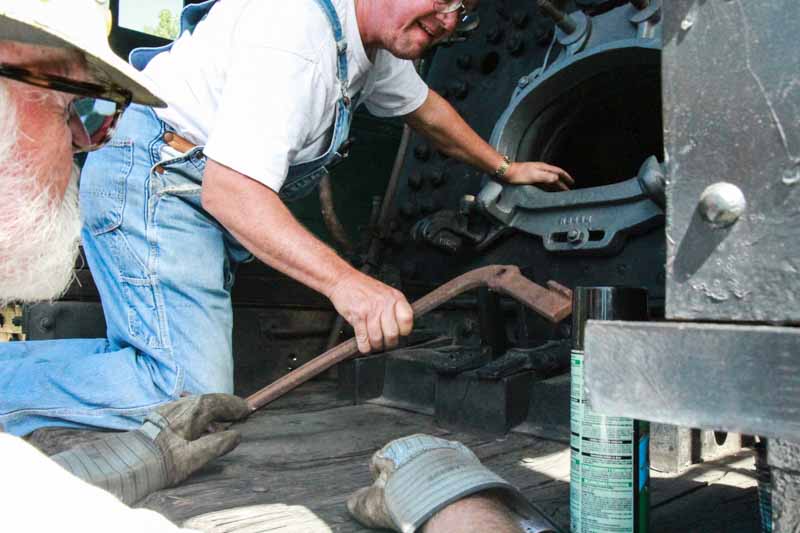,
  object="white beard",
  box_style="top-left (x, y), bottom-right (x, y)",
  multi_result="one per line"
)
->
top-left (0, 86), bottom-right (82, 306)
